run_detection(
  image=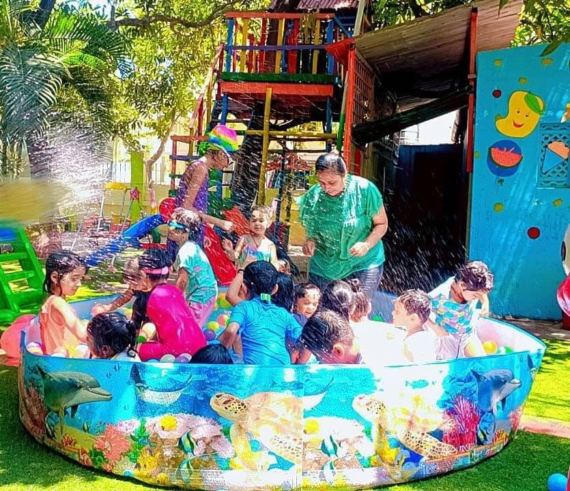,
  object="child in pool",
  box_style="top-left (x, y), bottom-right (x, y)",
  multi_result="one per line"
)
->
top-left (427, 261), bottom-right (494, 359)
top-left (293, 283), bottom-right (321, 320)
top-left (38, 250), bottom-right (89, 357)
top-left (190, 344), bottom-right (234, 364)
top-left (348, 279), bottom-right (372, 326)
top-left (91, 258), bottom-right (145, 316)
top-left (320, 280), bottom-right (356, 321)
top-left (136, 249), bottom-right (206, 361)
top-left (87, 312), bottom-right (140, 361)
top-left (219, 261), bottom-right (302, 365)
top-left (222, 205), bottom-right (279, 269)
top-left (168, 208), bottom-right (218, 326)
top-left (392, 289), bottom-right (436, 364)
